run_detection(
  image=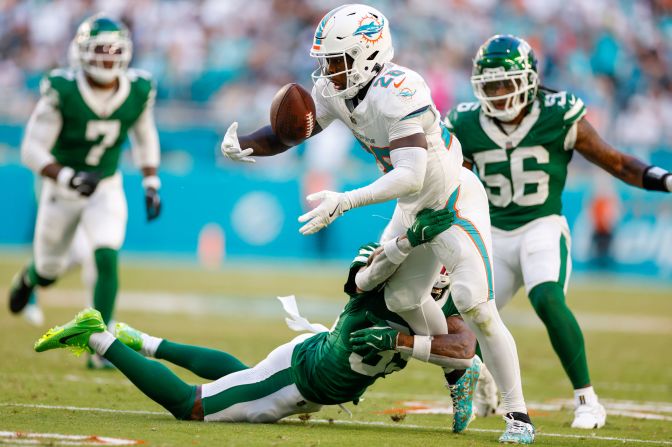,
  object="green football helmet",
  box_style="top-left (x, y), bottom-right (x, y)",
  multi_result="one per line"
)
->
top-left (74, 14), bottom-right (132, 83)
top-left (471, 34), bottom-right (538, 122)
